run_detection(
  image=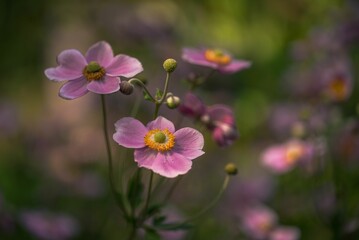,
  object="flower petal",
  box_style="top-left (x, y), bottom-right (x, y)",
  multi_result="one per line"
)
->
top-left (106, 55), bottom-right (143, 78)
top-left (86, 76), bottom-right (120, 94)
top-left (59, 77), bottom-right (89, 100)
top-left (182, 48), bottom-right (217, 68)
top-left (174, 128), bottom-right (204, 160)
top-left (151, 152), bottom-right (192, 178)
top-left (261, 145), bottom-right (292, 173)
top-left (206, 104), bottom-right (235, 125)
top-left (134, 148), bottom-right (158, 168)
top-left (147, 116), bottom-right (175, 132)
top-left (113, 117), bottom-right (147, 148)
top-left (45, 49), bottom-right (87, 81)
top-left (85, 41), bottom-right (114, 67)
top-left (178, 93), bottom-right (207, 119)
top-left (218, 60), bottom-right (251, 74)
